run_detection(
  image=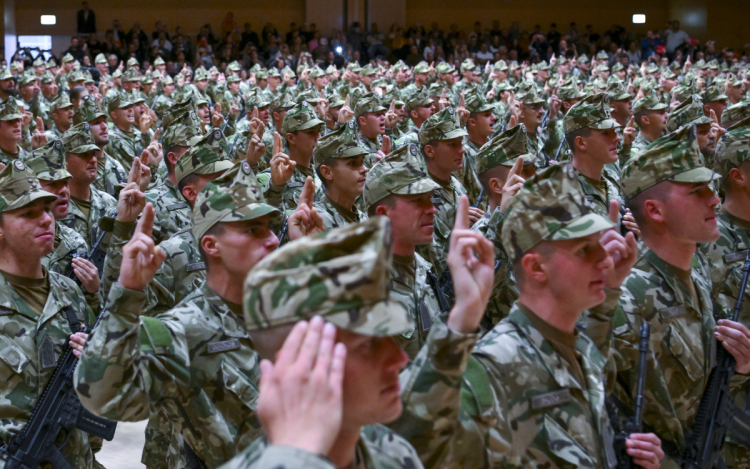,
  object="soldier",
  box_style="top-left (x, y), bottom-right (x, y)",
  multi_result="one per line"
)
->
top-left (362, 144), bottom-right (443, 359)
top-left (312, 122), bottom-right (369, 230)
top-left (0, 161), bottom-right (97, 468)
top-left (701, 83), bottom-right (729, 120)
top-left (666, 96), bottom-right (721, 166)
top-left (392, 164), bottom-right (663, 469)
top-left (601, 125), bottom-right (750, 468)
top-left (74, 160), bottom-right (285, 469)
top-left (460, 89), bottom-right (497, 207)
top-left (0, 99), bottom-right (29, 164)
top-left (394, 87), bottom-right (433, 147)
top-left (59, 123), bottom-right (117, 249)
top-left (105, 93), bottom-right (144, 169)
top-left (151, 75), bottom-right (176, 120)
top-left (514, 81), bottom-right (552, 166)
top-left (45, 94), bottom-right (75, 142)
top-left (416, 107), bottom-right (481, 277)
top-left (632, 94), bottom-right (669, 155)
top-left (74, 96), bottom-right (129, 197)
top-left (262, 102), bottom-right (324, 213)
top-left (354, 94), bottom-right (388, 166)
